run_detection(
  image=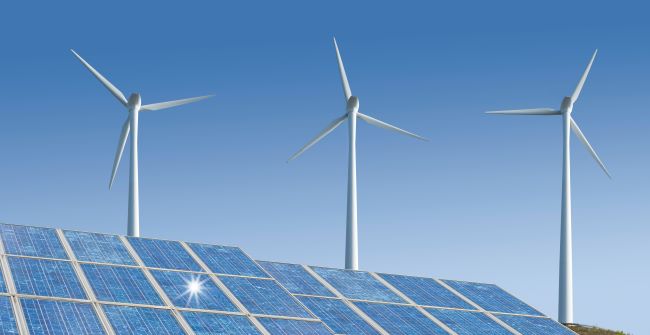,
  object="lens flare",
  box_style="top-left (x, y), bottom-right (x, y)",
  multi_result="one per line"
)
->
top-left (180, 275), bottom-right (208, 306)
